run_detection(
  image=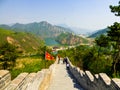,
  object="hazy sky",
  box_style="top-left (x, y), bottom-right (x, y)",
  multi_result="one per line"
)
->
top-left (0, 0), bottom-right (119, 31)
